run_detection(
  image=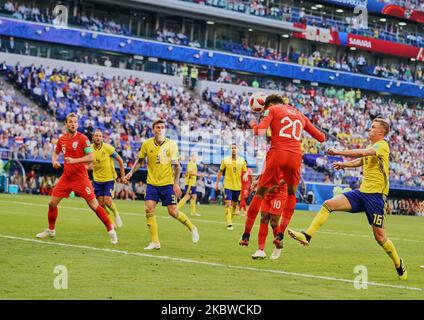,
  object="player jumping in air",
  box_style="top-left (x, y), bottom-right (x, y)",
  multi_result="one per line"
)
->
top-left (36, 113), bottom-right (118, 244)
top-left (177, 153), bottom-right (201, 217)
top-left (288, 118), bottom-right (407, 280)
top-left (125, 119), bottom-right (199, 250)
top-left (215, 143), bottom-right (247, 230)
top-left (240, 94), bottom-right (325, 247)
top-left (90, 129), bottom-right (127, 228)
